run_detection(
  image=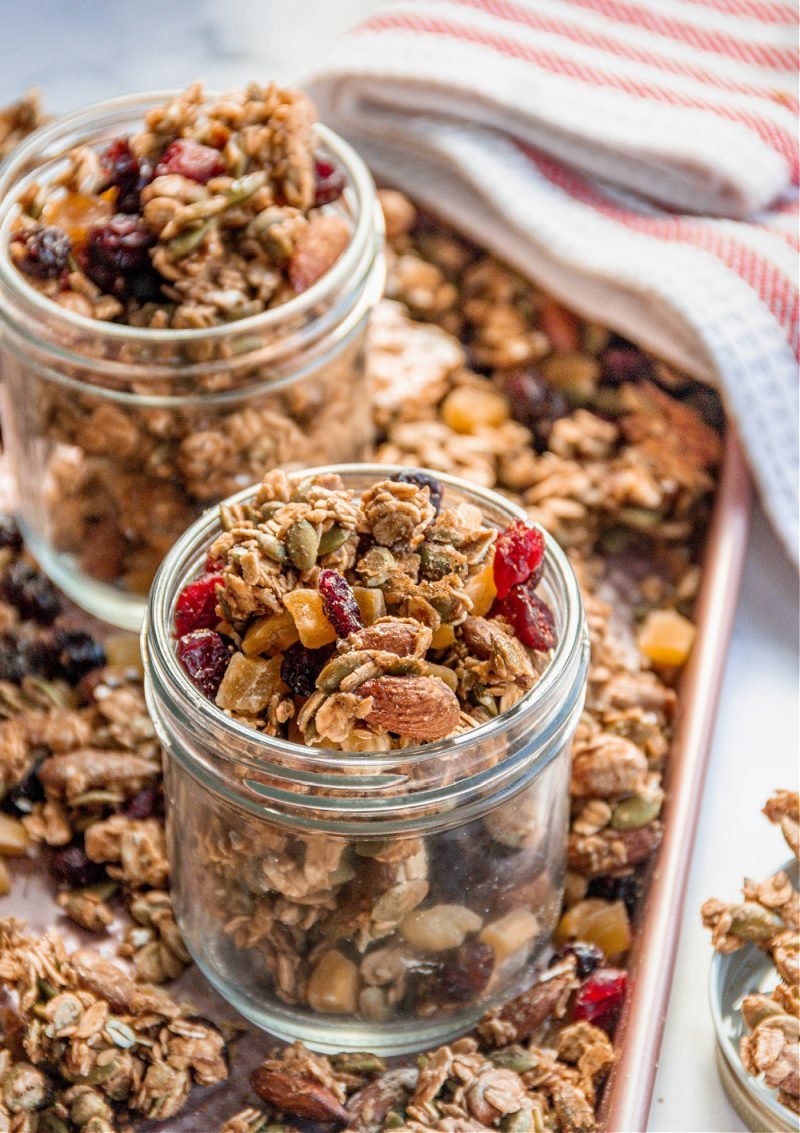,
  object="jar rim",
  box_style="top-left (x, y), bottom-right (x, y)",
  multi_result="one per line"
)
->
top-left (144, 462), bottom-right (587, 778)
top-left (0, 89), bottom-right (378, 346)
